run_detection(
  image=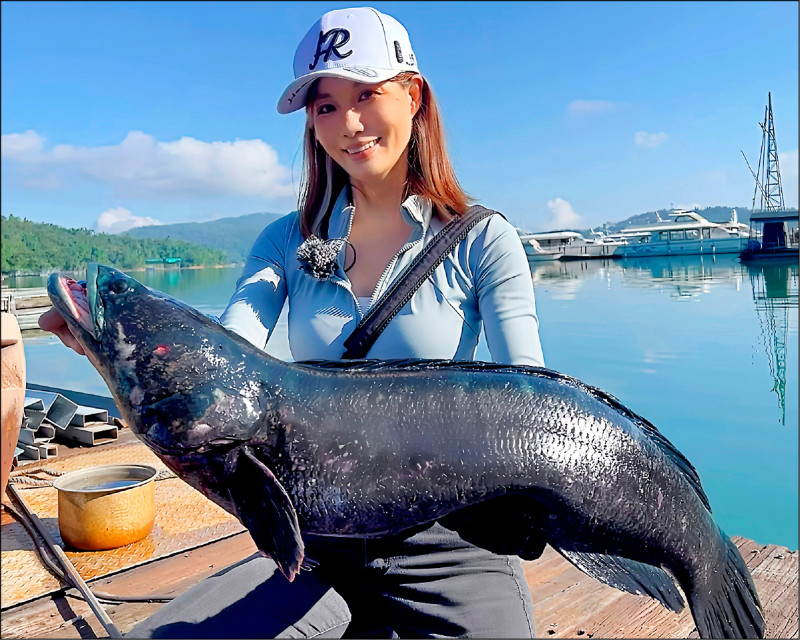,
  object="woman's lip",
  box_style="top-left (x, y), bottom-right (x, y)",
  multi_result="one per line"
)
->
top-left (343, 138), bottom-right (380, 158)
